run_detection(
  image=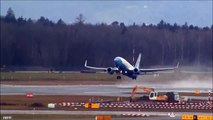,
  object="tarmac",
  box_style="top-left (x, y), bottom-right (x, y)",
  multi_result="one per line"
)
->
top-left (2, 110), bottom-right (213, 120)
top-left (1, 81), bottom-right (212, 119)
top-left (1, 84), bottom-right (212, 100)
